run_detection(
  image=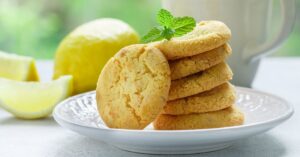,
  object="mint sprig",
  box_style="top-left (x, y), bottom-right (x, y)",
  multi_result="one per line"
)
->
top-left (142, 9), bottom-right (196, 43)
